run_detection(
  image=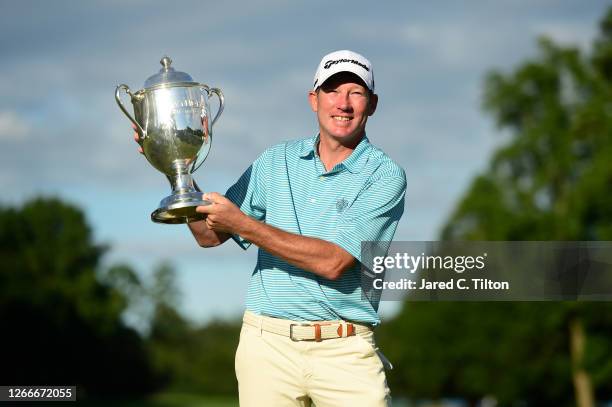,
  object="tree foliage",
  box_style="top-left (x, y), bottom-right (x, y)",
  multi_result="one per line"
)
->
top-left (0, 197), bottom-right (158, 398)
top-left (146, 264), bottom-right (241, 395)
top-left (442, 20), bottom-right (612, 241)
